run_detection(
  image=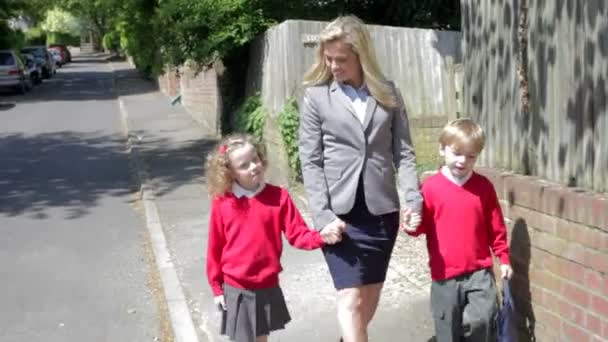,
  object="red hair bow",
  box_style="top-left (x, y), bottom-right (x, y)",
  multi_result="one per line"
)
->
top-left (218, 144), bottom-right (228, 155)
